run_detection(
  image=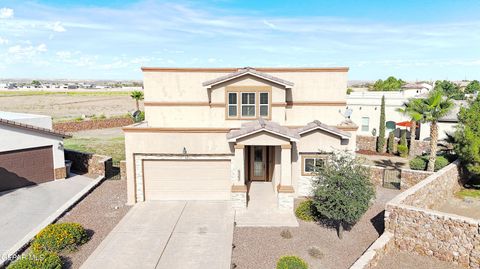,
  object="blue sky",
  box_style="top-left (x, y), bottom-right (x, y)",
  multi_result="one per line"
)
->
top-left (0, 0), bottom-right (479, 80)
